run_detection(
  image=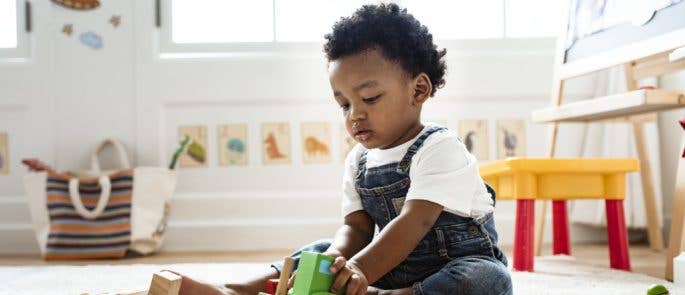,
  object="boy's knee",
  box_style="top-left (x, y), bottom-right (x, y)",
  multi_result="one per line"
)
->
top-left (304, 239), bottom-right (333, 253)
top-left (442, 257), bottom-right (512, 295)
